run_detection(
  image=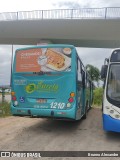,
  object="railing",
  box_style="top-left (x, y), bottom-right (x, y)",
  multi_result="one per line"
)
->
top-left (0, 7), bottom-right (120, 21)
